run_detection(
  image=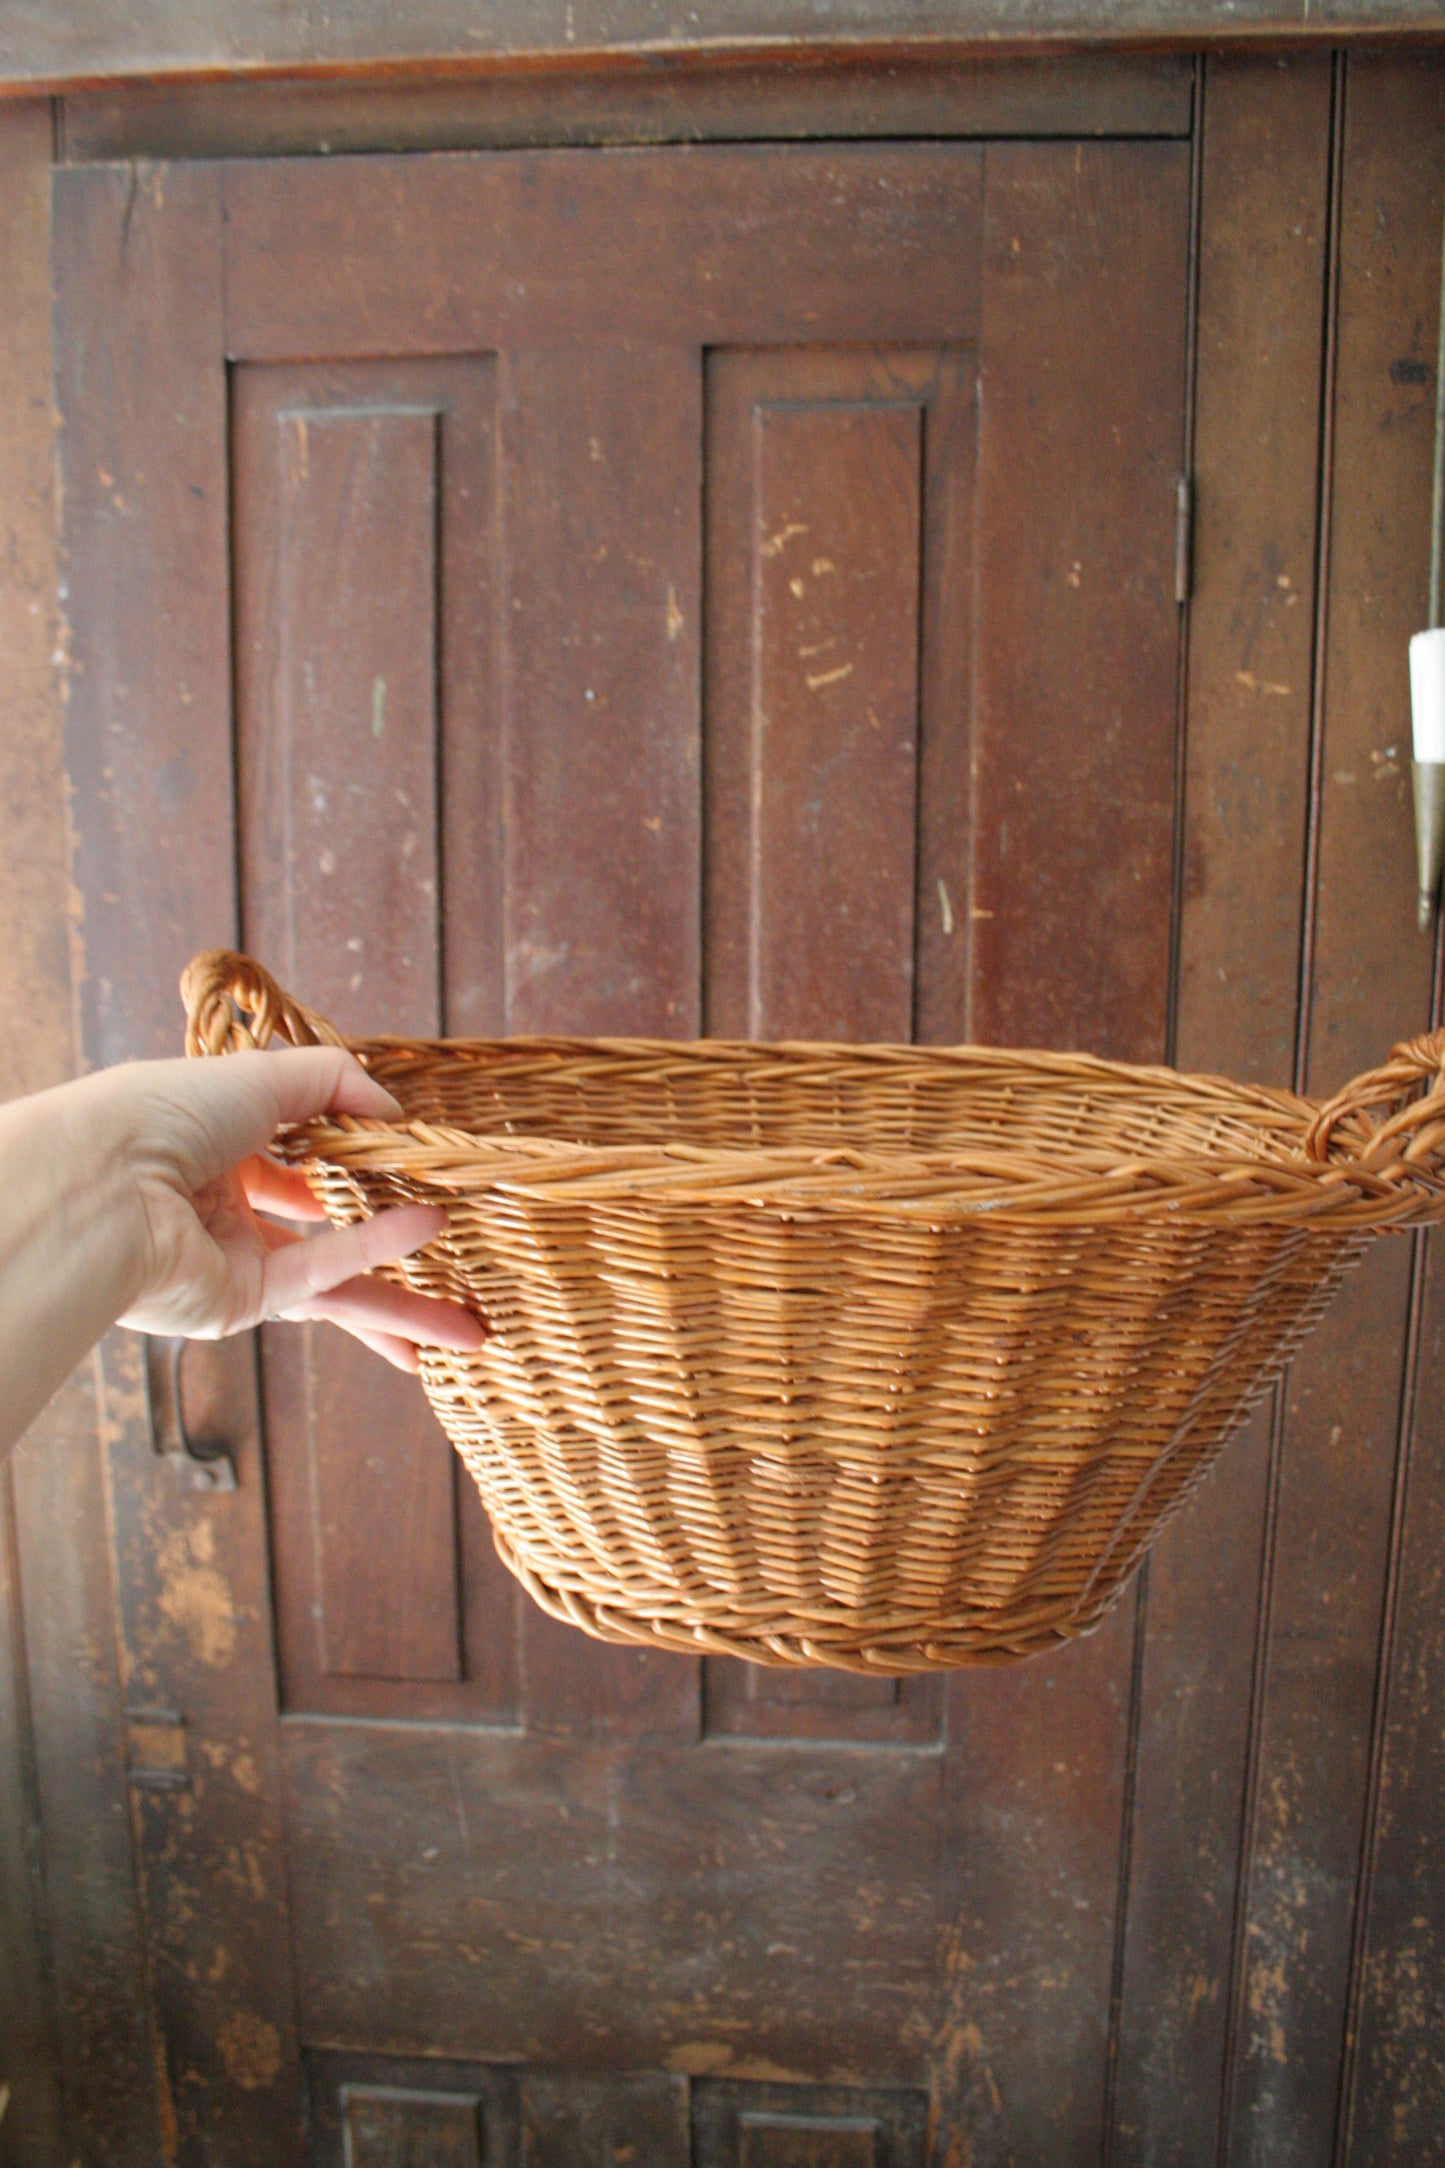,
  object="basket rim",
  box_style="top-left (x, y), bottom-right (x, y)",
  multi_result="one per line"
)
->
top-left (272, 1030), bottom-right (1445, 1228)
top-left (178, 951), bottom-right (1445, 1230)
